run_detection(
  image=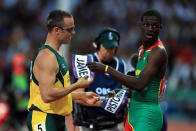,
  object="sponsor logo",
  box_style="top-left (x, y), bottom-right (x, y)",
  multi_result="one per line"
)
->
top-left (62, 64), bottom-right (66, 68)
top-left (96, 87), bottom-right (111, 95)
top-left (108, 32), bottom-right (113, 40)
